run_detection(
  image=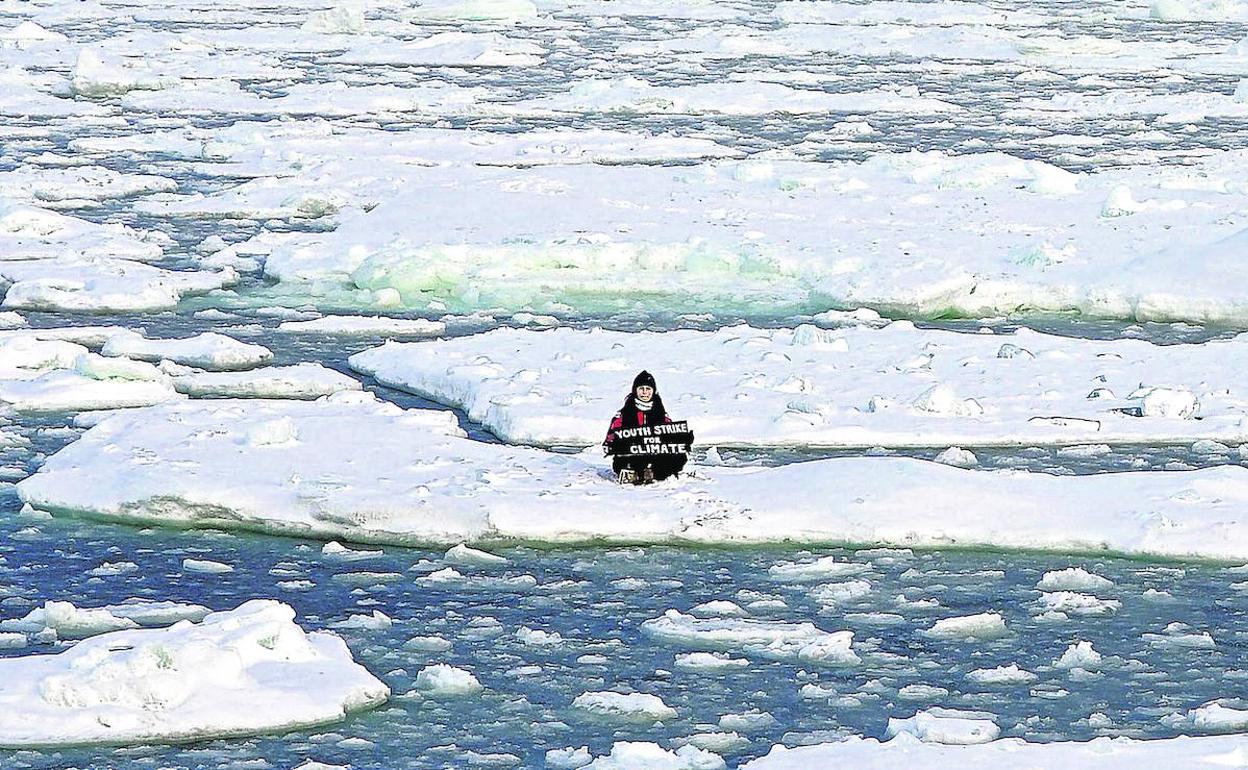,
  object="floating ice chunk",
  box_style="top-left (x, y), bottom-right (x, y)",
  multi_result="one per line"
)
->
top-left (0, 600), bottom-right (388, 746)
top-left (1143, 622), bottom-right (1215, 649)
top-left (321, 541), bottom-right (384, 561)
top-left (1057, 443), bottom-right (1111, 458)
top-left (686, 732), bottom-right (749, 753)
top-left (0, 258), bottom-right (232, 313)
top-left (277, 316), bottom-right (446, 337)
top-left (674, 652), bottom-right (750, 670)
top-left (690, 600), bottom-right (748, 617)
top-left (301, 4), bottom-right (365, 33)
top-left (332, 610), bottom-right (392, 631)
top-left (87, 561), bottom-right (138, 577)
top-left (1184, 701), bottom-right (1248, 733)
top-left (415, 664), bottom-right (482, 696)
top-left (1130, 386), bottom-right (1199, 418)
top-left (582, 742), bottom-right (725, 770)
top-left (517, 627), bottom-right (562, 646)
top-left (416, 567), bottom-right (537, 592)
top-left (572, 692), bottom-right (677, 722)
top-left (1036, 591), bottom-right (1120, 616)
top-left (923, 613), bottom-right (1008, 641)
top-left (404, 636), bottom-right (452, 652)
top-left (0, 369), bottom-right (178, 413)
top-left (642, 610), bottom-right (859, 666)
top-left (69, 49), bottom-right (179, 98)
top-left (810, 580), bottom-right (872, 605)
top-left (174, 364), bottom-right (361, 400)
top-left (886, 708), bottom-right (1000, 745)
top-left (934, 447), bottom-right (978, 468)
top-left (739, 732), bottom-right (1248, 767)
top-left (898, 684), bottom-right (950, 700)
top-left (546, 746), bottom-right (593, 769)
top-left (1192, 439), bottom-right (1230, 454)
top-left (1054, 640), bottom-right (1102, 669)
top-left (445, 543), bottom-right (509, 566)
top-left (1037, 567), bottom-right (1113, 591)
top-left (182, 558), bottom-right (234, 574)
top-left (102, 331), bottom-right (272, 371)
top-left (966, 664), bottom-right (1037, 684)
top-left (720, 711), bottom-right (777, 732)
top-left (0, 633), bottom-right (24, 649)
top-left (0, 601), bottom-right (137, 640)
top-left (332, 31), bottom-right (545, 67)
top-left (407, 0), bottom-right (539, 21)
top-left (768, 556), bottom-right (870, 582)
